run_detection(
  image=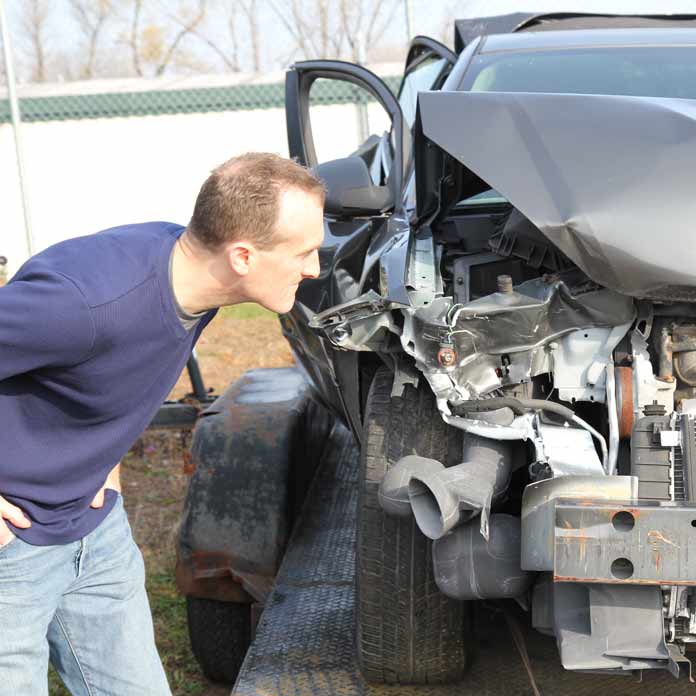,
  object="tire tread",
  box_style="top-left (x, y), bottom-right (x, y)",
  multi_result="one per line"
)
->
top-left (186, 596), bottom-right (251, 685)
top-left (356, 368), bottom-right (469, 684)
